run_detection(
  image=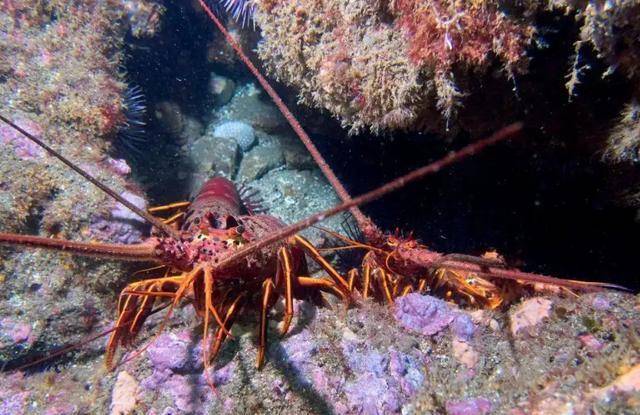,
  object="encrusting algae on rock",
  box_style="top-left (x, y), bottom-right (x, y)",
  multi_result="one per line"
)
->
top-left (1, 1), bottom-right (640, 414)
top-left (253, 0), bottom-right (535, 134)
